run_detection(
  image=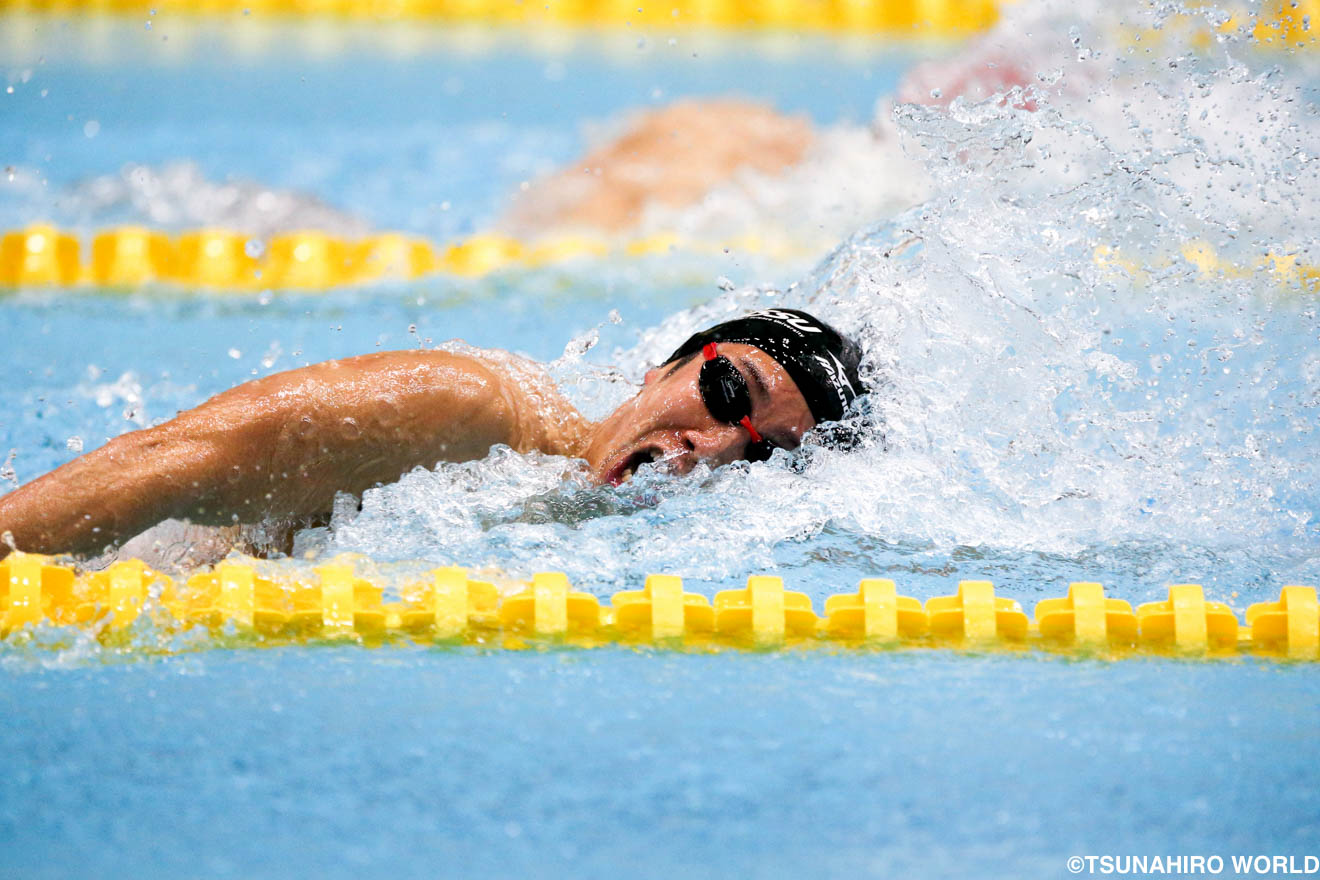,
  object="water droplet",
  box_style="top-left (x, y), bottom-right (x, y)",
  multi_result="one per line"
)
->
top-left (261, 342), bottom-right (282, 369)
